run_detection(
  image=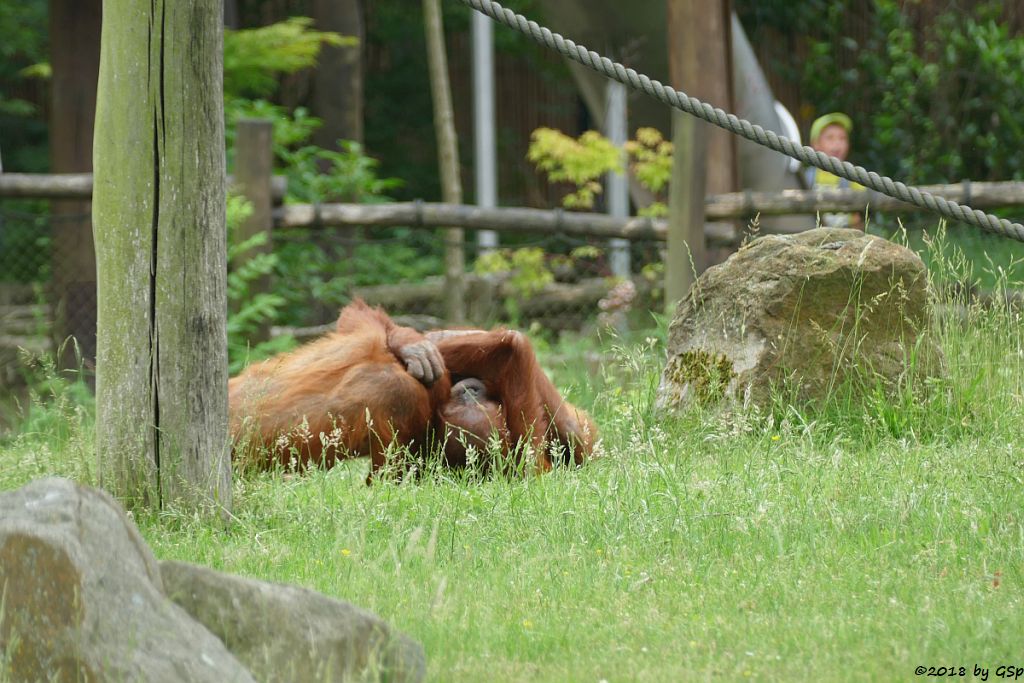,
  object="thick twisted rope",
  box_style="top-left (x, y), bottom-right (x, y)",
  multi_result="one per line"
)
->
top-left (459, 0), bottom-right (1024, 242)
